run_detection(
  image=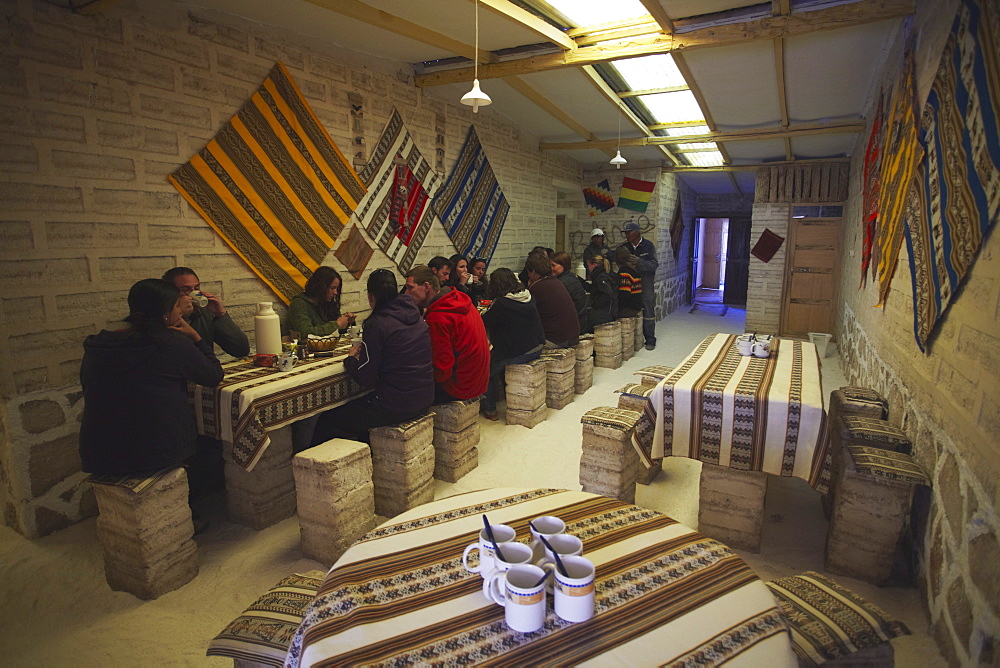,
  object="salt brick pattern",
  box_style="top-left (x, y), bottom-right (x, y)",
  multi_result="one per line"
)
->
top-left (293, 439), bottom-right (376, 567)
top-left (574, 357), bottom-right (594, 394)
top-left (369, 414), bottom-right (436, 517)
top-left (579, 409), bottom-right (641, 504)
top-left (505, 359), bottom-right (548, 426)
top-left (697, 463), bottom-right (768, 553)
top-left (594, 322), bottom-right (623, 369)
top-left (825, 440), bottom-right (916, 586)
top-left (431, 400), bottom-right (480, 483)
top-left (92, 467), bottom-right (198, 600)
top-left (823, 390), bottom-right (891, 517)
top-left (619, 317), bottom-right (635, 362)
top-left (506, 404), bottom-right (548, 429)
top-left (223, 425), bottom-right (297, 530)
